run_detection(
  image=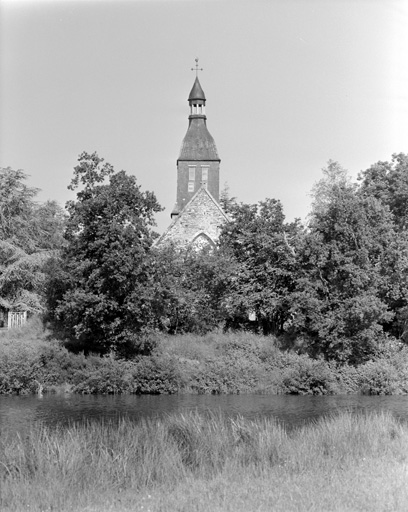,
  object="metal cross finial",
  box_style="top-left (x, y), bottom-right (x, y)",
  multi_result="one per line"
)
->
top-left (191, 58), bottom-right (203, 77)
